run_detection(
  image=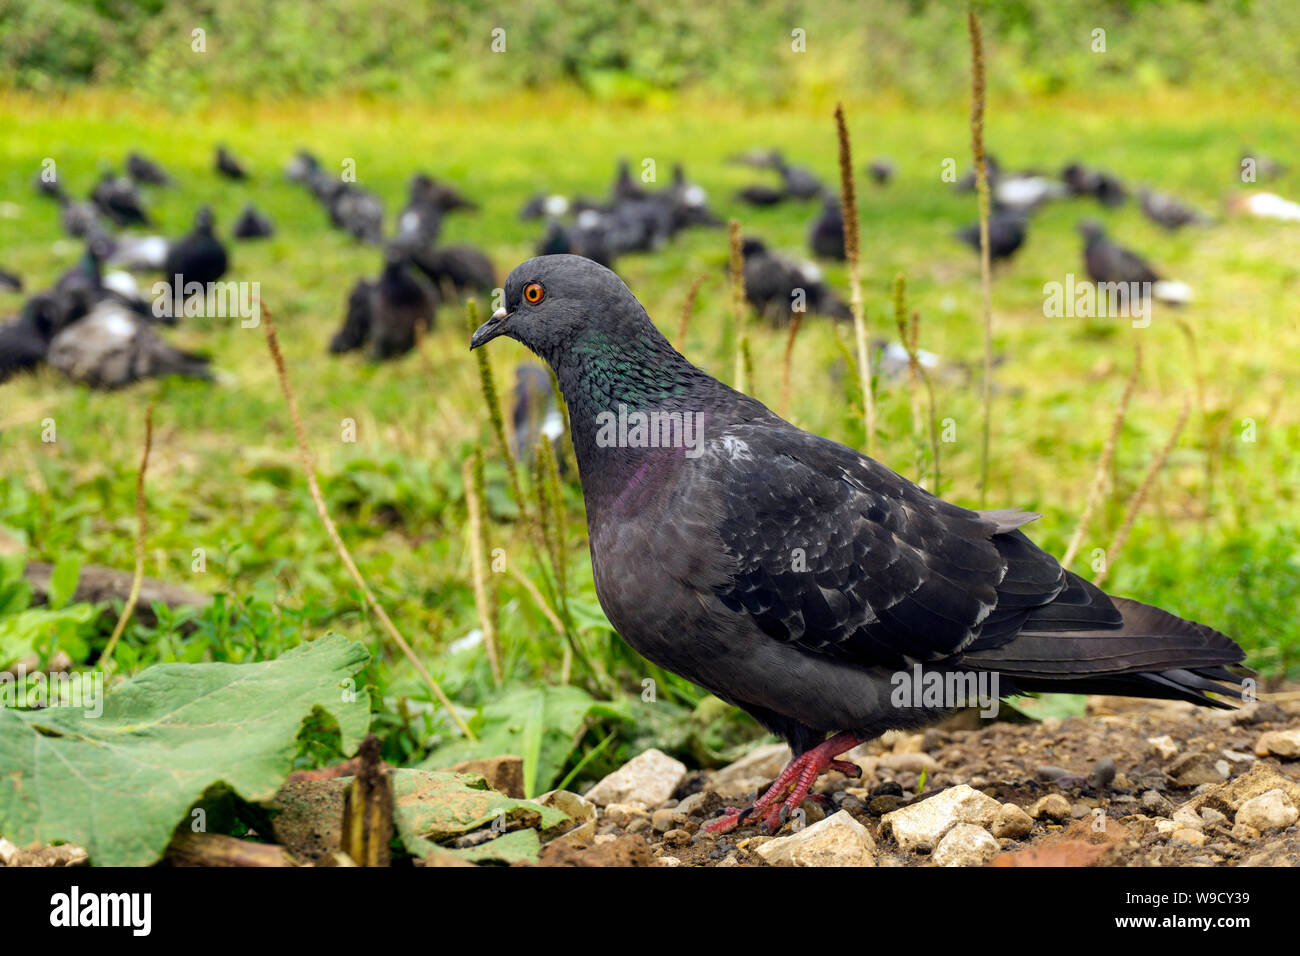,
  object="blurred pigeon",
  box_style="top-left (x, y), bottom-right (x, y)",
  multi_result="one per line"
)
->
top-left (808, 192), bottom-right (845, 261)
top-left (867, 158), bottom-right (896, 186)
top-left (126, 152), bottom-right (171, 186)
top-left (1061, 162), bottom-right (1126, 207)
top-left (103, 232), bottom-right (170, 272)
top-left (164, 206), bottom-right (229, 290)
top-left (519, 193), bottom-right (571, 221)
top-left (408, 244), bottom-right (496, 299)
top-left (1139, 189), bottom-right (1210, 230)
top-left (1079, 221), bottom-right (1192, 304)
top-left (511, 363), bottom-right (565, 465)
top-left (610, 159), bottom-right (648, 203)
top-left (47, 301), bottom-right (212, 388)
top-left (735, 184), bottom-right (787, 207)
top-left (215, 146), bottom-right (249, 180)
top-left (285, 149), bottom-right (322, 185)
top-left (91, 173), bottom-right (150, 226)
top-left (340, 246), bottom-right (437, 360)
top-left (0, 268), bottom-right (21, 293)
top-left (232, 203), bottom-right (275, 240)
top-left (536, 217), bottom-right (616, 270)
top-left (469, 254), bottom-right (1246, 835)
top-left (741, 237), bottom-right (850, 324)
top-left (955, 154), bottom-right (1001, 193)
top-left (662, 163), bottom-right (723, 233)
top-left (396, 177), bottom-right (444, 247)
top-left (330, 184), bottom-right (384, 244)
top-left (0, 294), bottom-right (63, 383)
top-left (329, 278), bottom-right (374, 354)
top-left (1227, 191), bottom-right (1300, 222)
top-left (58, 193), bottom-right (103, 238)
top-left (956, 208), bottom-right (1027, 263)
top-left (994, 174), bottom-right (1066, 213)
top-left (772, 153), bottom-right (823, 199)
